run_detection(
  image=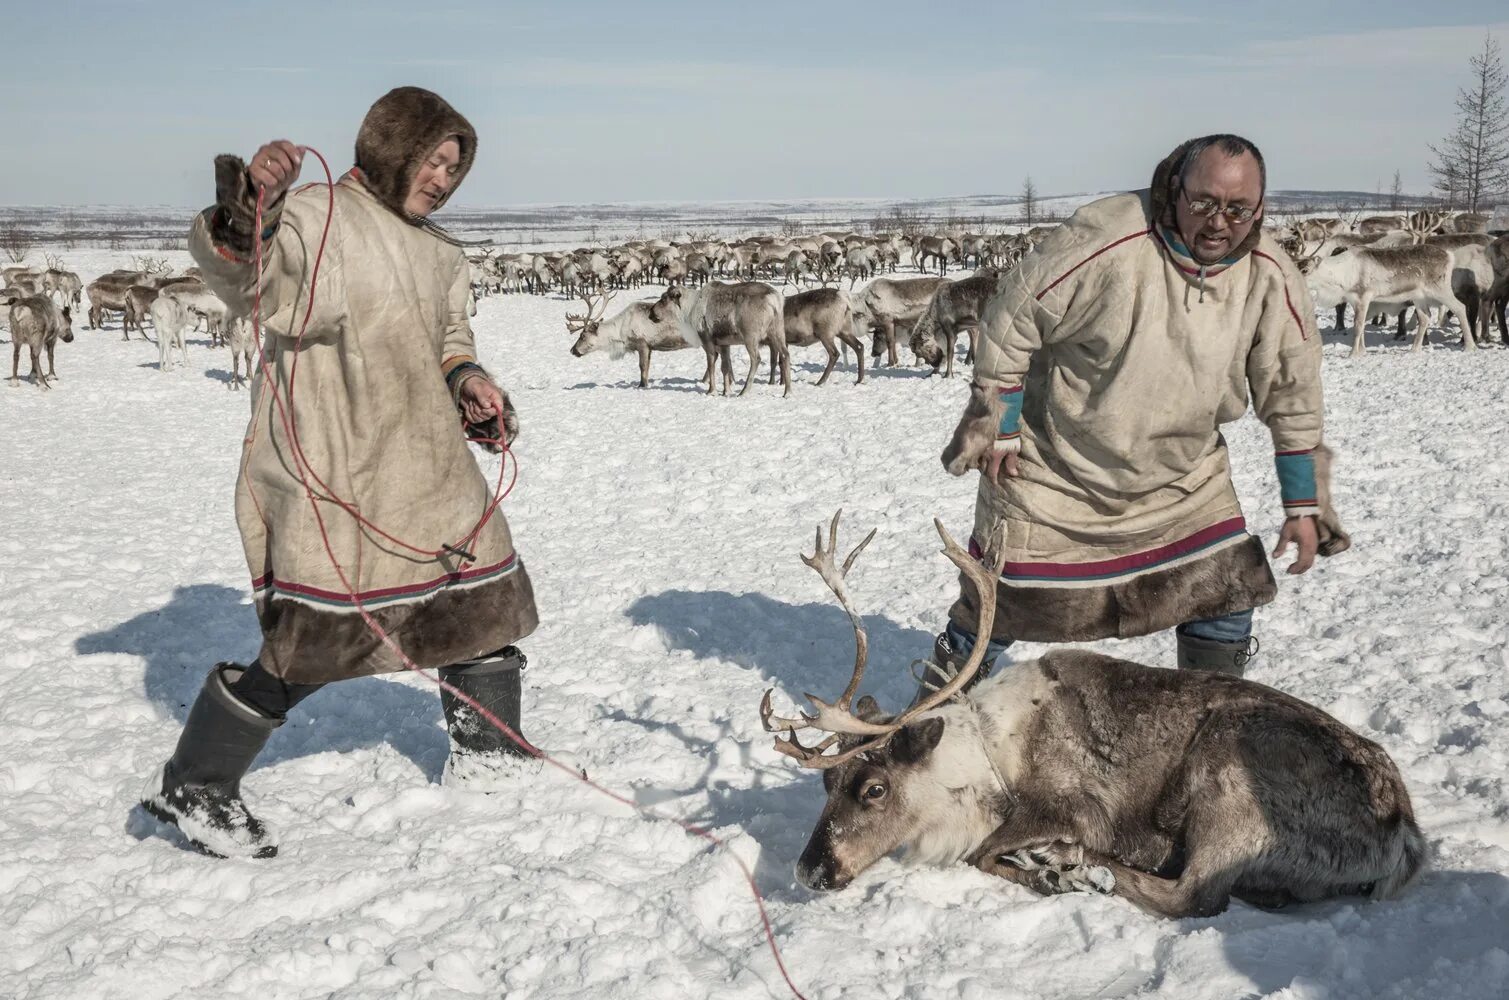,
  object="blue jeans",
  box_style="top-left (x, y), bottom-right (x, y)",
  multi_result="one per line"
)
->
top-left (946, 608), bottom-right (1254, 669)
